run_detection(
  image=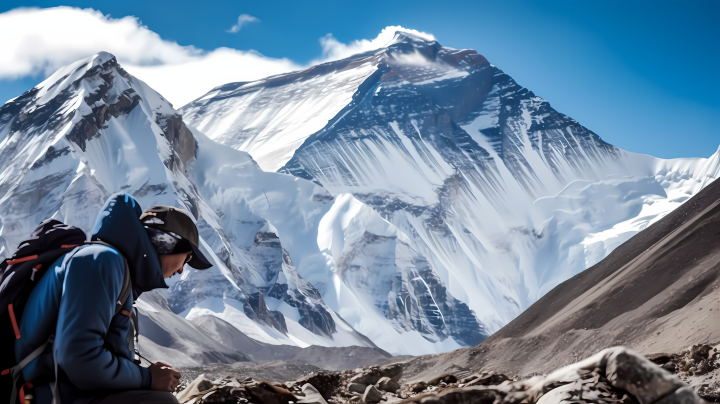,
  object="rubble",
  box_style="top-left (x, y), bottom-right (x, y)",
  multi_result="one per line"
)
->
top-left (174, 346), bottom-right (709, 404)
